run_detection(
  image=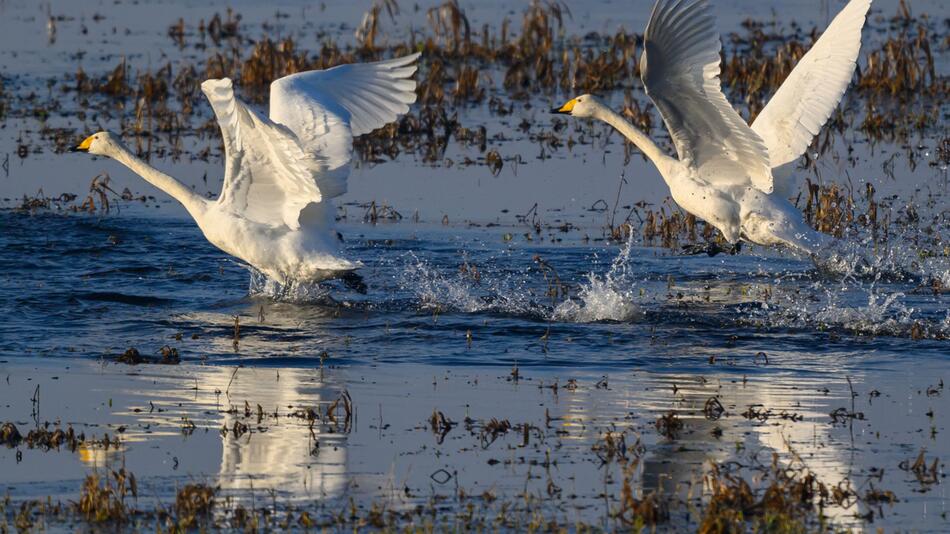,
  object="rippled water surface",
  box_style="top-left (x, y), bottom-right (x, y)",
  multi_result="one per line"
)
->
top-left (2, 205), bottom-right (948, 528)
top-left (0, 0), bottom-right (948, 530)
